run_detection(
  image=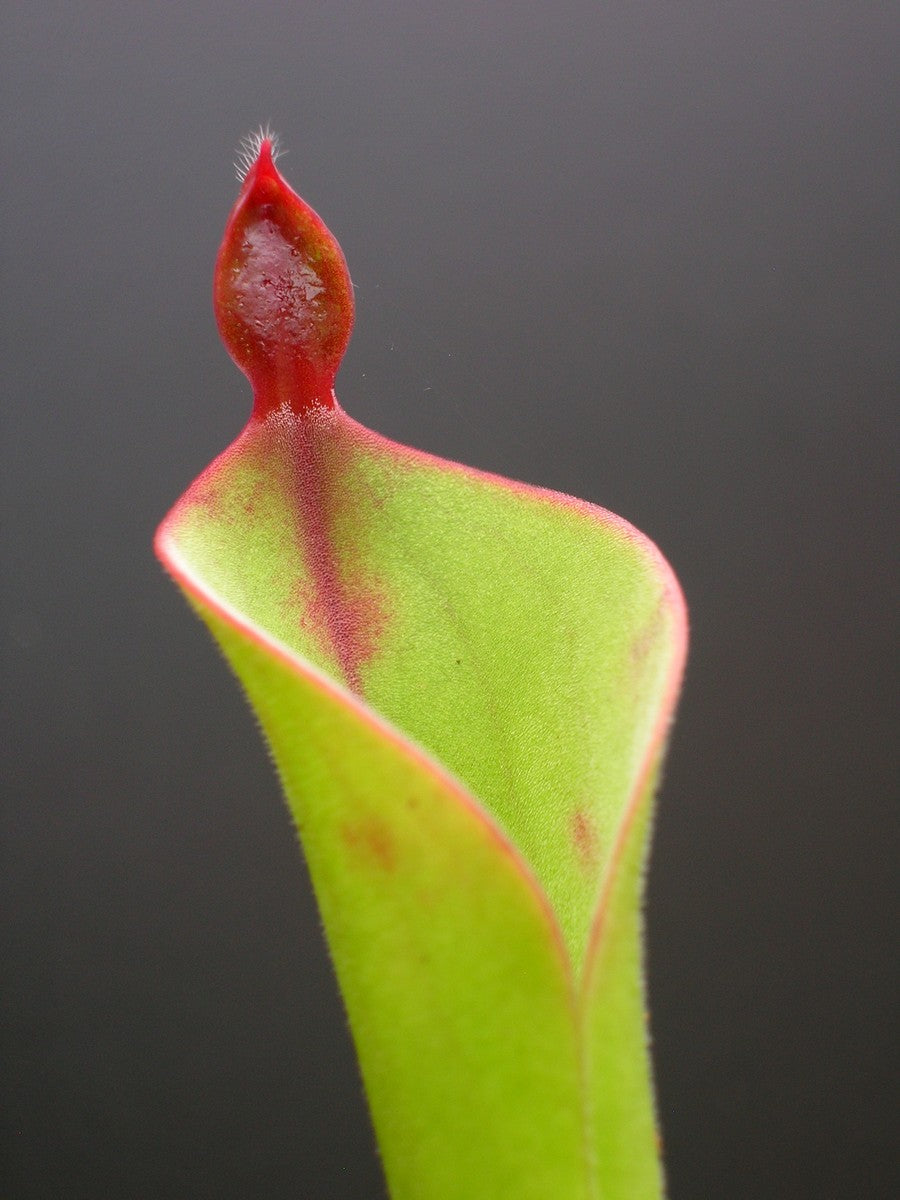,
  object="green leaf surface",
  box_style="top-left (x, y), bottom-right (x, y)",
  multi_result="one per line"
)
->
top-left (156, 137), bottom-right (686, 1199)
